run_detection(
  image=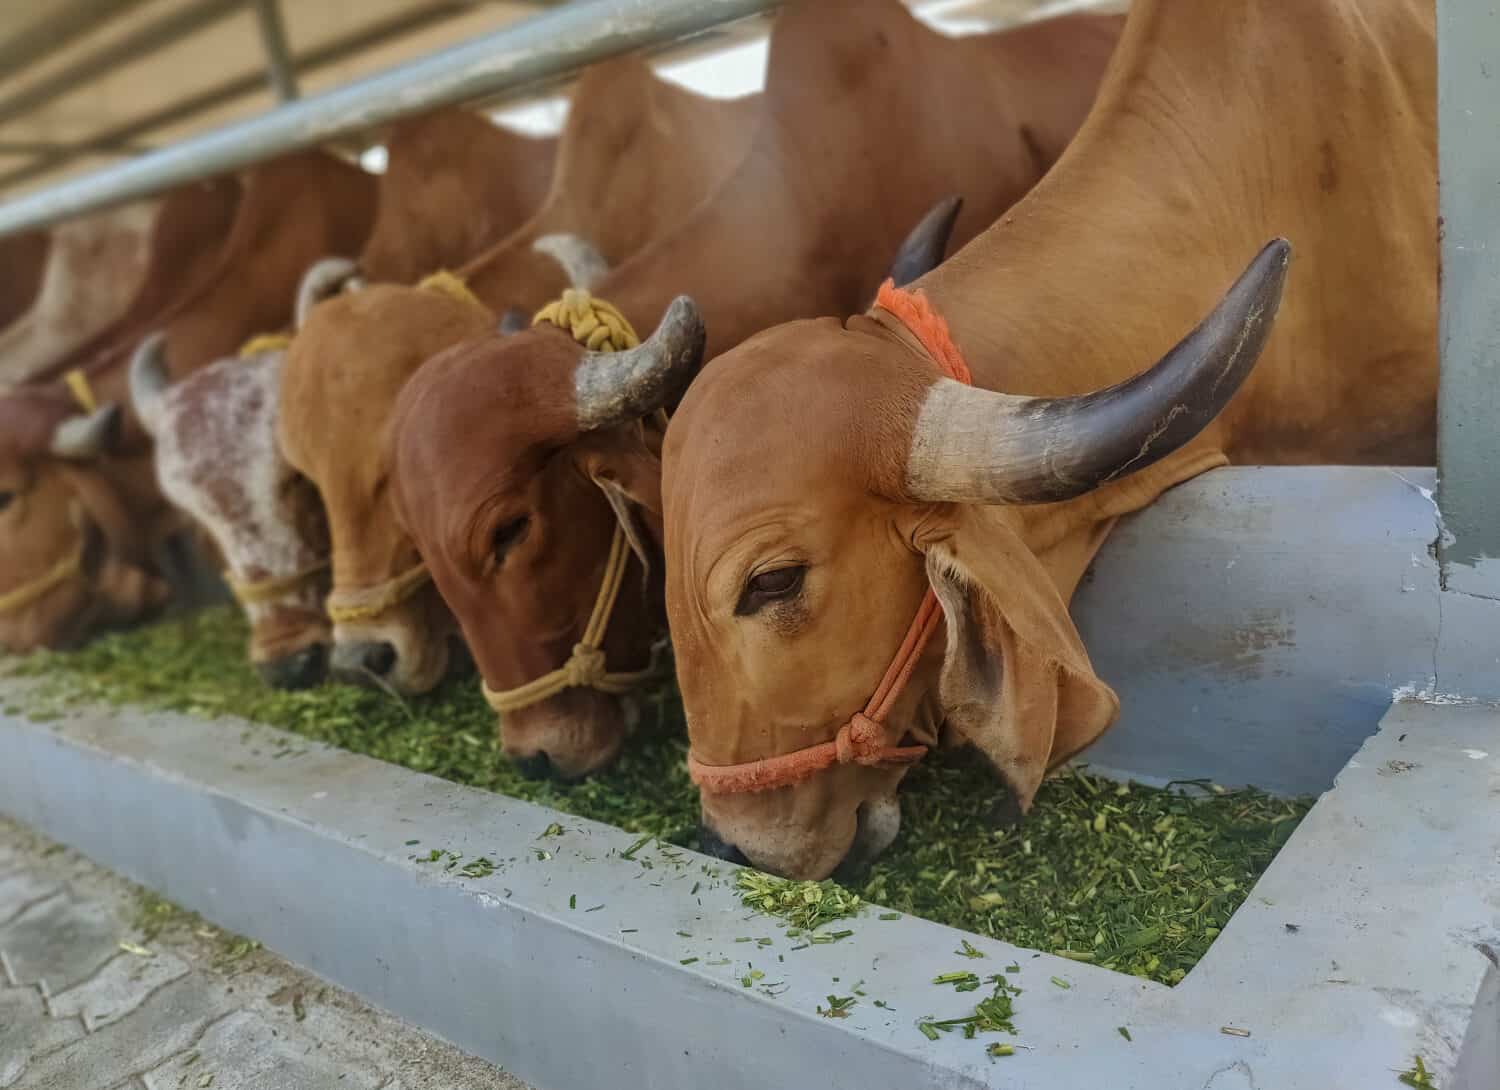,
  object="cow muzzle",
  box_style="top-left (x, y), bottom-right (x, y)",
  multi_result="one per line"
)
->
top-left (498, 687), bottom-right (636, 781)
